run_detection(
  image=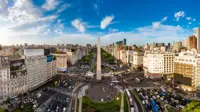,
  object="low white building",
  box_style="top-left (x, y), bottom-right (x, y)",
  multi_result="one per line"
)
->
top-left (143, 51), bottom-right (175, 79)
